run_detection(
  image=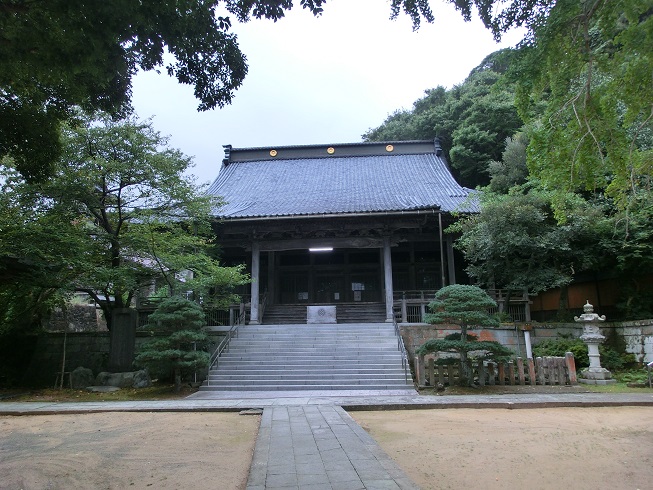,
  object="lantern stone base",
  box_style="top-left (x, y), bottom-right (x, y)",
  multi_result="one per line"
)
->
top-left (578, 367), bottom-right (617, 385)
